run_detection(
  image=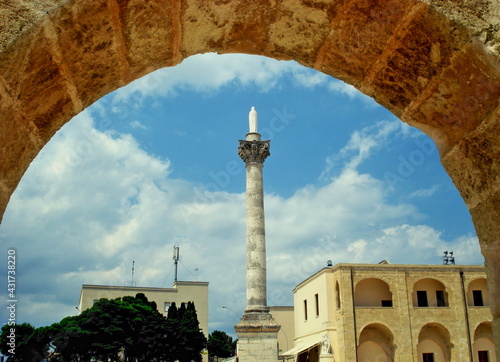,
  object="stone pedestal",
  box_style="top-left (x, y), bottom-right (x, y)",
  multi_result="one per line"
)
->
top-left (235, 310), bottom-right (280, 361)
top-left (319, 355), bottom-right (335, 361)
